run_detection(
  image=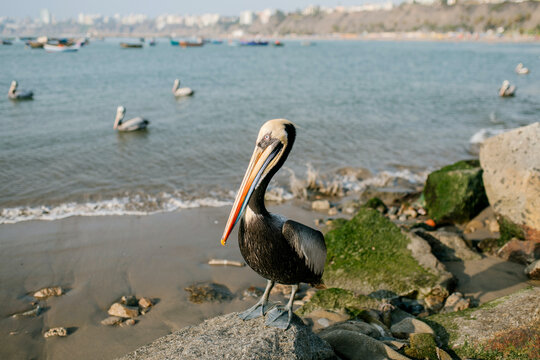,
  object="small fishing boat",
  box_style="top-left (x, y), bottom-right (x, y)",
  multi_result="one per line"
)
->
top-left (0, 39), bottom-right (13, 45)
top-left (120, 42), bottom-right (143, 48)
top-left (272, 40), bottom-right (284, 47)
top-left (148, 38), bottom-right (156, 46)
top-left (179, 40), bottom-right (203, 48)
top-left (44, 43), bottom-right (80, 52)
top-left (240, 40), bottom-right (268, 46)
